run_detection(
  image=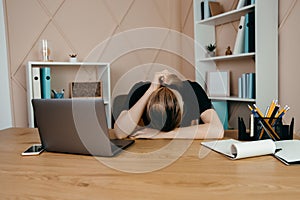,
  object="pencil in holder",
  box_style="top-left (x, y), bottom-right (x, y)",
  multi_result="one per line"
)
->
top-left (238, 116), bottom-right (294, 141)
